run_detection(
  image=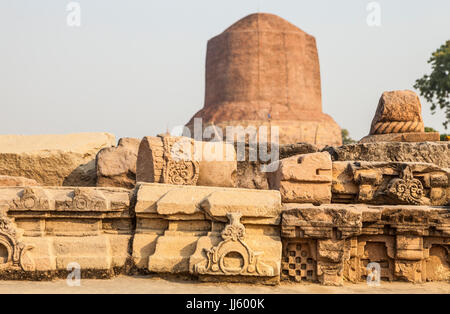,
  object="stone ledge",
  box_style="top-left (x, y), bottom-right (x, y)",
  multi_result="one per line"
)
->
top-left (360, 132), bottom-right (440, 143)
